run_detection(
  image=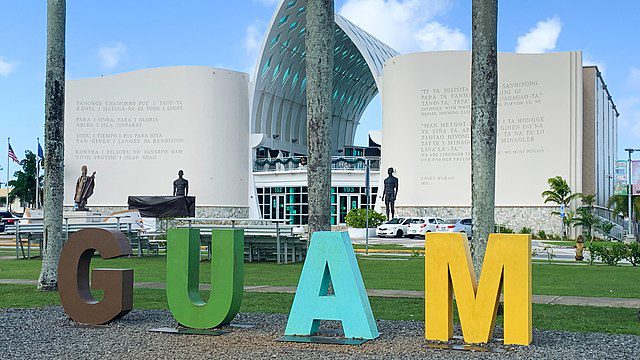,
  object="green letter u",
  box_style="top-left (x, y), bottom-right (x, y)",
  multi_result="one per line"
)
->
top-left (166, 228), bottom-right (244, 329)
